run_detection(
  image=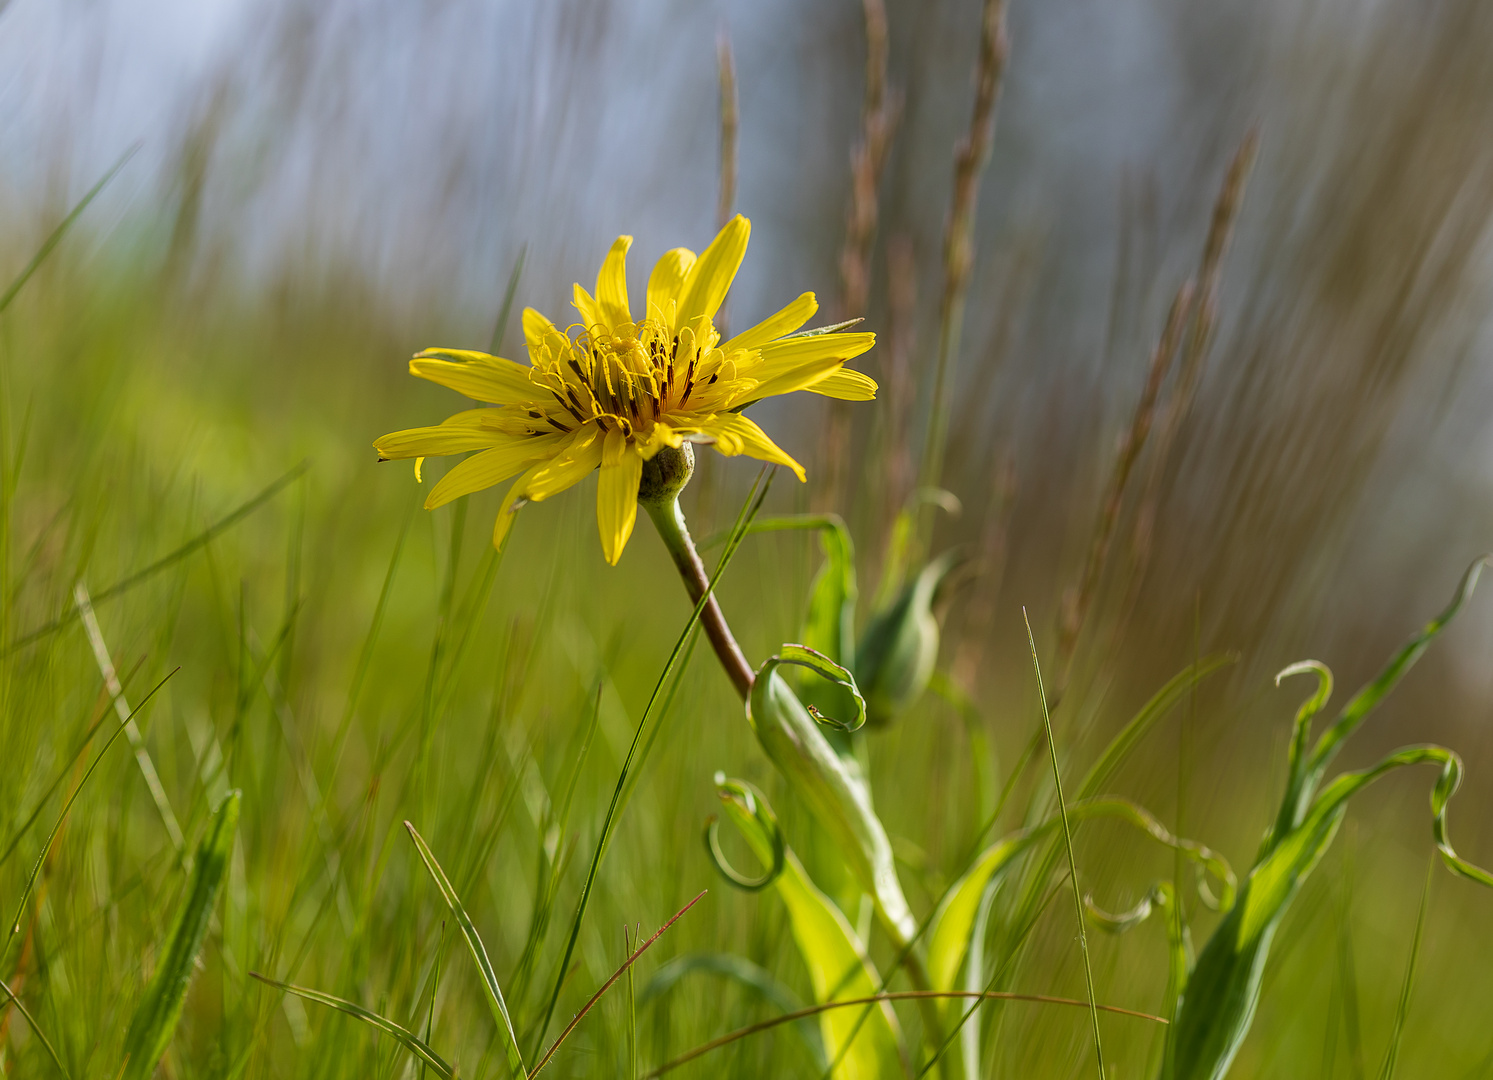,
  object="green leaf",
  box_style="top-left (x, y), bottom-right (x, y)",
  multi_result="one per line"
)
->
top-left (1164, 559), bottom-right (1493, 1080)
top-left (249, 973), bottom-right (454, 1078)
top-left (798, 517), bottom-right (857, 667)
top-left (927, 830), bottom-right (1048, 993)
top-left (120, 790), bottom-right (241, 1080)
top-left (714, 778), bottom-right (904, 1080)
top-left (1168, 746), bottom-right (1492, 1080)
top-left (405, 821), bottom-right (528, 1078)
top-left (1267, 661), bottom-right (1335, 853)
top-left (747, 661), bottom-right (915, 943)
top-left (763, 644), bottom-right (867, 733)
top-left (928, 798), bottom-right (1233, 1032)
top-left (1284, 556), bottom-right (1490, 840)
